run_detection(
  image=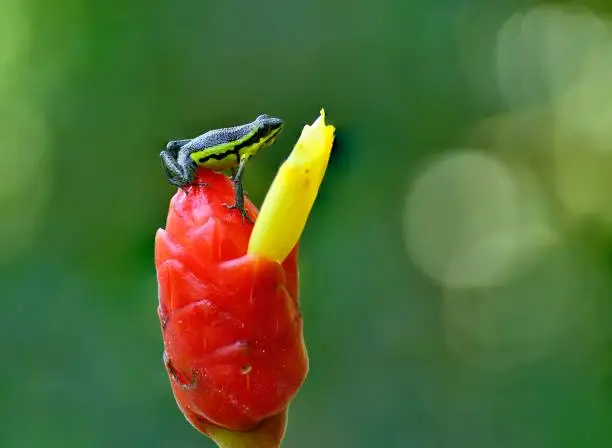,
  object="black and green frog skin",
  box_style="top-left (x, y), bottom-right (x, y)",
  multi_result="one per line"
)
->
top-left (160, 114), bottom-right (283, 222)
